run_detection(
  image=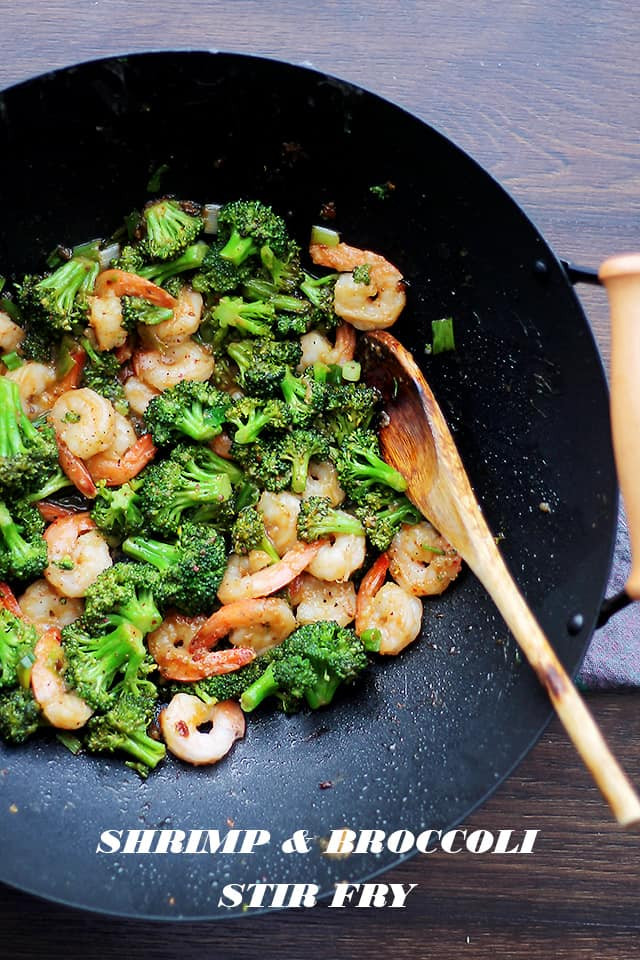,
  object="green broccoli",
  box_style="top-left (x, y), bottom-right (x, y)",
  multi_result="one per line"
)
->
top-left (139, 199), bottom-right (203, 261)
top-left (0, 606), bottom-right (38, 691)
top-left (217, 199), bottom-right (291, 266)
top-left (230, 439), bottom-right (292, 493)
top-left (0, 500), bottom-right (47, 582)
top-left (321, 383), bottom-right (381, 444)
top-left (122, 522), bottom-right (227, 615)
top-left (120, 297), bottom-right (174, 329)
top-left (226, 339), bottom-right (302, 397)
top-left (213, 297), bottom-right (276, 338)
top-left (354, 491), bottom-right (423, 551)
top-left (137, 450), bottom-right (234, 535)
top-left (85, 689), bottom-right (165, 772)
top-left (259, 242), bottom-right (302, 293)
top-left (296, 496), bottom-right (364, 542)
top-left (278, 430), bottom-right (329, 493)
top-left (80, 337), bottom-right (128, 412)
top-left (332, 429), bottom-right (407, 500)
top-left (0, 377), bottom-right (58, 496)
top-left (143, 380), bottom-right (230, 445)
top-left (279, 367), bottom-right (326, 427)
top-left (300, 272), bottom-right (339, 328)
top-left (23, 465), bottom-right (71, 504)
top-left (191, 243), bottom-right (250, 295)
top-left (240, 621), bottom-right (369, 712)
top-left (231, 507), bottom-right (279, 562)
top-left (226, 397), bottom-right (289, 445)
top-left (17, 253), bottom-right (99, 335)
top-left (187, 657), bottom-right (270, 704)
top-left (0, 687), bottom-right (41, 743)
top-left (137, 241), bottom-right (208, 286)
top-left (90, 480), bottom-right (144, 543)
